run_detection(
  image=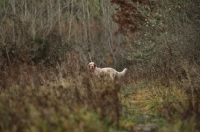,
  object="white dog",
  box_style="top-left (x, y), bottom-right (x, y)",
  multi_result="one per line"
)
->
top-left (88, 62), bottom-right (127, 80)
